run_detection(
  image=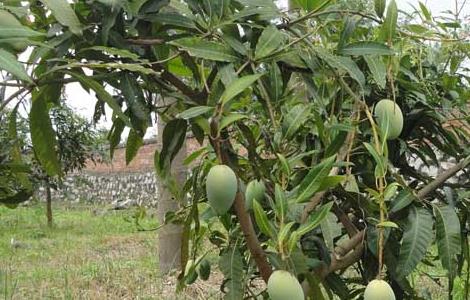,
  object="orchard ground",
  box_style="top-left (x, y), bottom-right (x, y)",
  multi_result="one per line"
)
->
top-left (0, 203), bottom-right (466, 299)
